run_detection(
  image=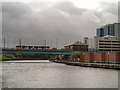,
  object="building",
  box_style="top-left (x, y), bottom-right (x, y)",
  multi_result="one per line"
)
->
top-left (64, 41), bottom-right (88, 51)
top-left (97, 23), bottom-right (120, 39)
top-left (83, 37), bottom-right (89, 45)
top-left (82, 37), bottom-right (97, 51)
top-left (96, 35), bottom-right (120, 51)
top-left (95, 23), bottom-right (120, 51)
top-left (68, 52), bottom-right (120, 64)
